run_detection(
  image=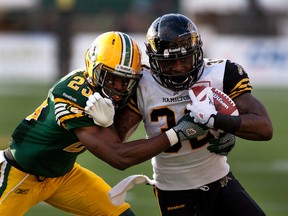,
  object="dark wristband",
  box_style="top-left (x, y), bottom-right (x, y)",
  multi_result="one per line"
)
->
top-left (214, 113), bottom-right (241, 133)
